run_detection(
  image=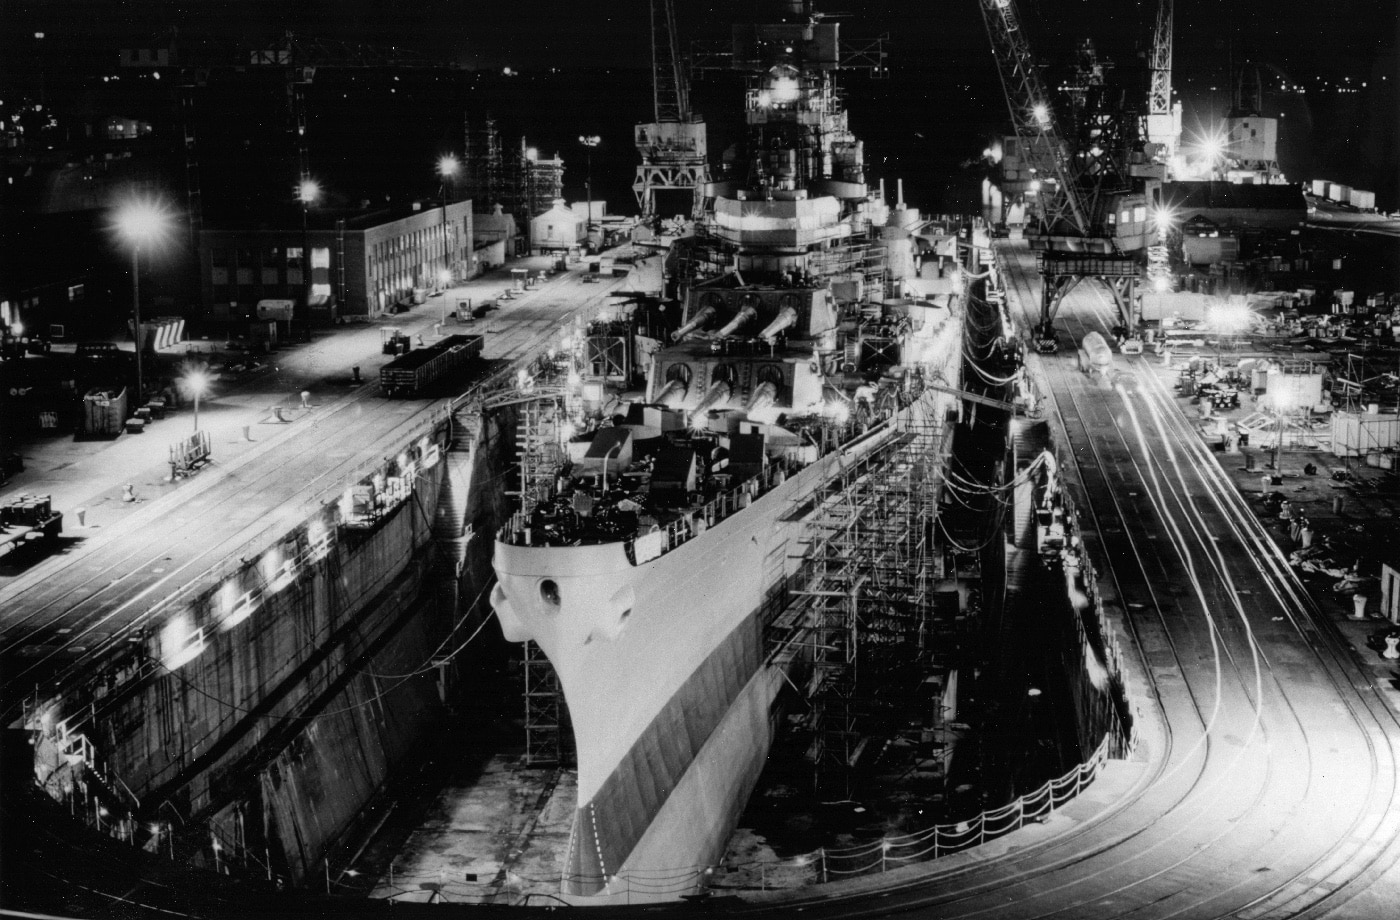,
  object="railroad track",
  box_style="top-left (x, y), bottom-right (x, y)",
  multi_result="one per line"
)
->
top-left (693, 244), bottom-right (1400, 917)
